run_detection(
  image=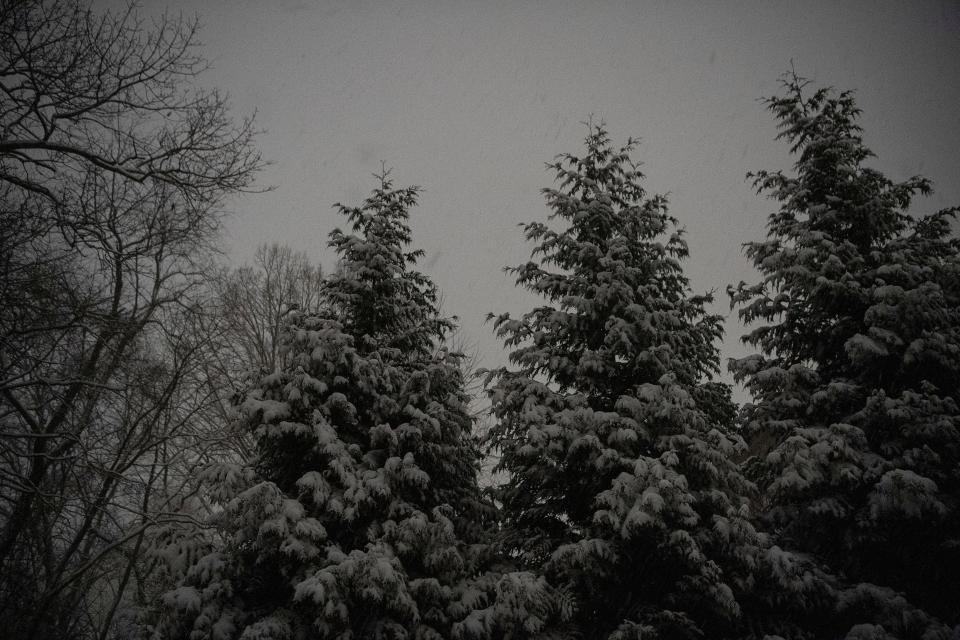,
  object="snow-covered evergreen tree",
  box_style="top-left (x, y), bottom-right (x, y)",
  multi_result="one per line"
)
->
top-left (730, 73), bottom-right (960, 630)
top-left (486, 124), bottom-right (788, 639)
top-left (155, 174), bottom-right (559, 639)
